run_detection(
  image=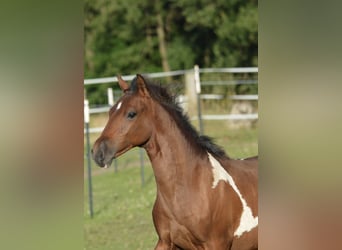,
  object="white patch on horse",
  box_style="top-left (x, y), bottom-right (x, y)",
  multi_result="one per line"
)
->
top-left (116, 101), bottom-right (122, 110)
top-left (208, 153), bottom-right (258, 237)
